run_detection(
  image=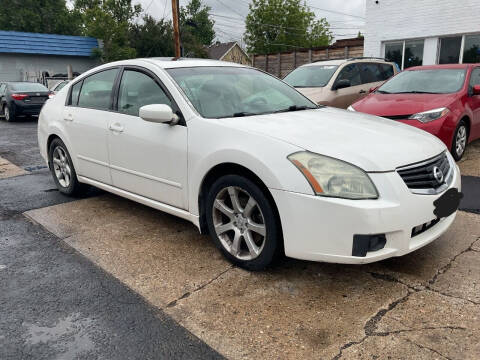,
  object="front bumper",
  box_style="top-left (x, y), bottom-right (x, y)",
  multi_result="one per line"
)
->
top-left (271, 161), bottom-right (461, 264)
top-left (397, 115), bottom-right (455, 149)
